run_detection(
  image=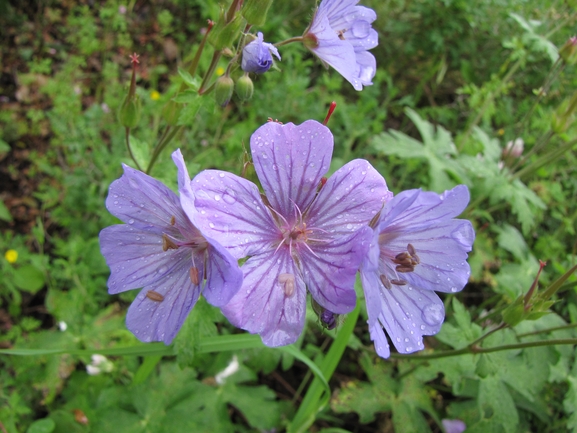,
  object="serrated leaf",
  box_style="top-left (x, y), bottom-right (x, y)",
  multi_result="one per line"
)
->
top-left (226, 384), bottom-right (282, 429)
top-left (177, 68), bottom-right (201, 90)
top-left (27, 418), bottom-right (56, 433)
top-left (495, 224), bottom-right (528, 261)
top-left (177, 97), bottom-right (204, 126)
top-left (392, 400), bottom-right (431, 433)
top-left (172, 89), bottom-right (200, 104)
top-left (478, 375), bottom-right (518, 433)
top-left (371, 108), bottom-right (467, 192)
